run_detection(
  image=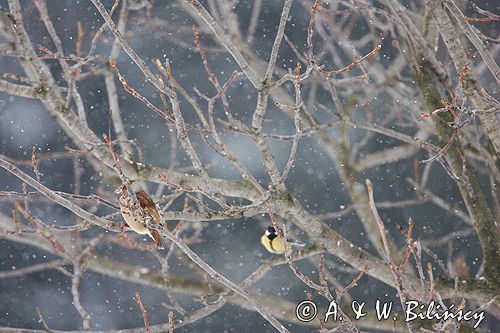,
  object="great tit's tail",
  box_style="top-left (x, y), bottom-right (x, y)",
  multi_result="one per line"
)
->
top-left (287, 240), bottom-right (305, 248)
